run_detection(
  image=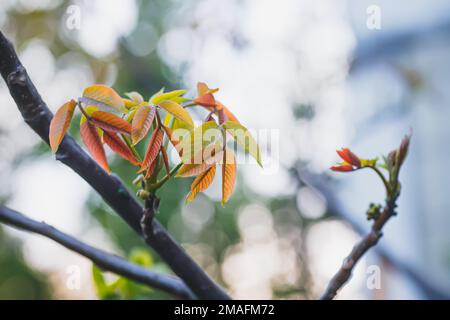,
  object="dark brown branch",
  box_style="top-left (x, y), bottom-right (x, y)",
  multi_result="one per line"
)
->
top-left (319, 198), bottom-right (396, 300)
top-left (0, 30), bottom-right (230, 300)
top-left (0, 206), bottom-right (195, 299)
